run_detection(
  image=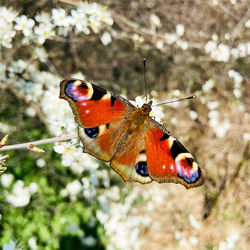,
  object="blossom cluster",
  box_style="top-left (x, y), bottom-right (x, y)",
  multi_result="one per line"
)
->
top-left (0, 4), bottom-right (113, 48)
